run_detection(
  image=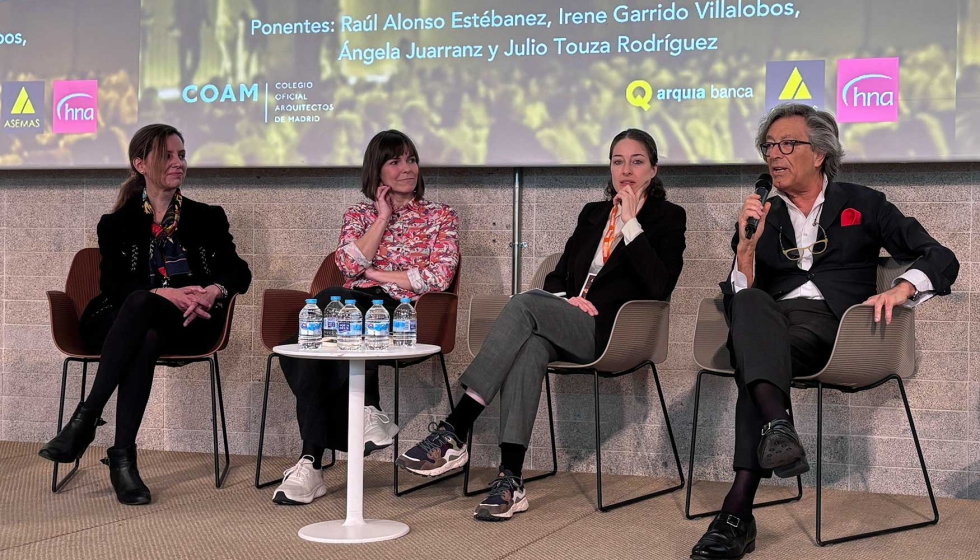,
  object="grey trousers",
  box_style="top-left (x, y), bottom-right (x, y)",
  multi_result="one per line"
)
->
top-left (459, 292), bottom-right (596, 448)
